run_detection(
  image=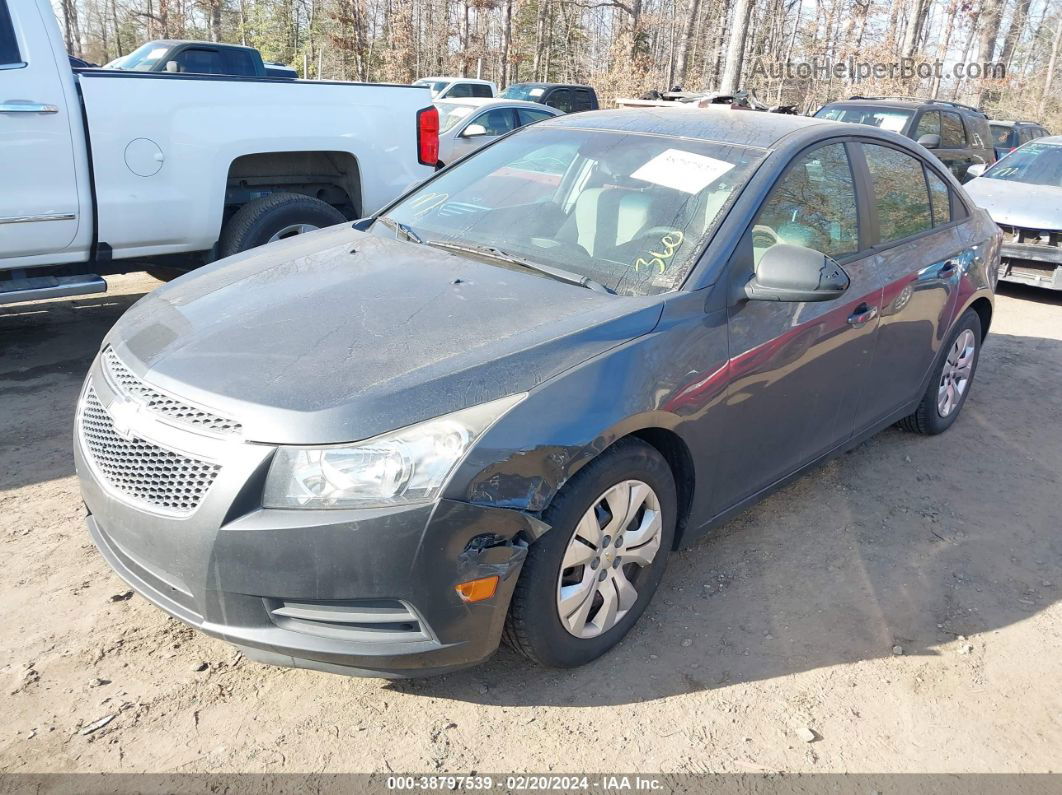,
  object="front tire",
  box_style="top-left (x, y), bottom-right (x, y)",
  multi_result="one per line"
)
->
top-left (504, 438), bottom-right (676, 668)
top-left (219, 192), bottom-right (347, 258)
top-left (898, 308), bottom-right (982, 435)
